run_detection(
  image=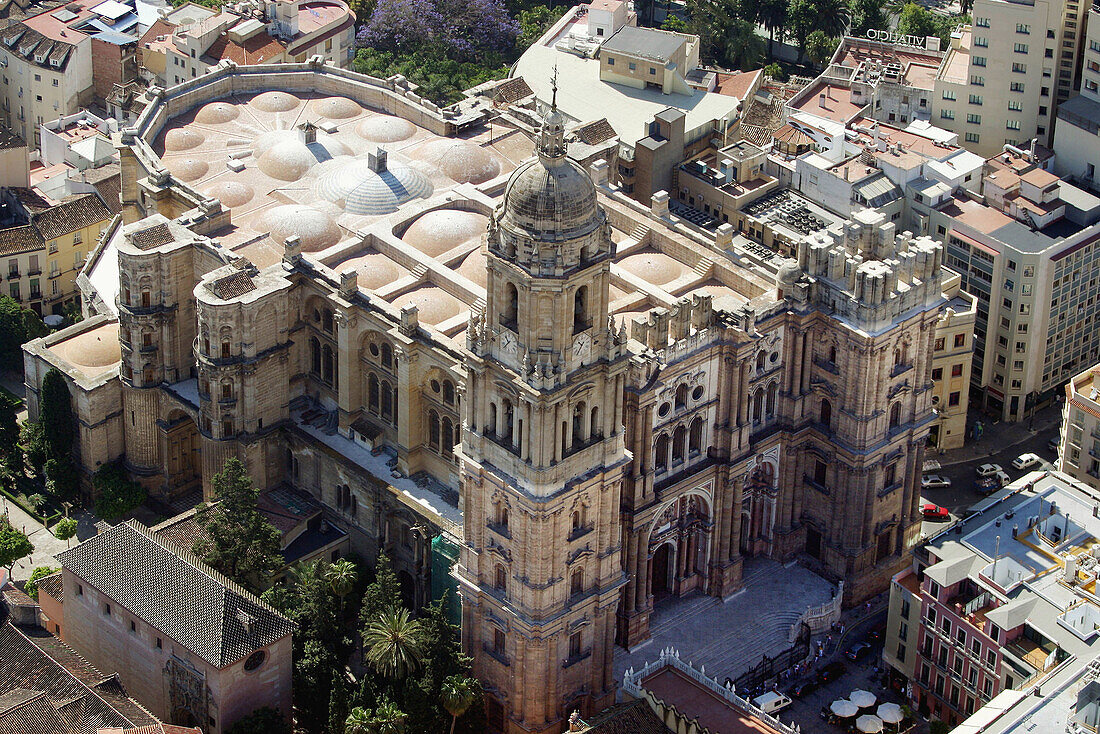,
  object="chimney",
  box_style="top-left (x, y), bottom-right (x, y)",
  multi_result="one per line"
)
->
top-left (298, 120), bottom-right (317, 145)
top-left (368, 147), bottom-right (388, 173)
top-left (819, 93), bottom-right (827, 108)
